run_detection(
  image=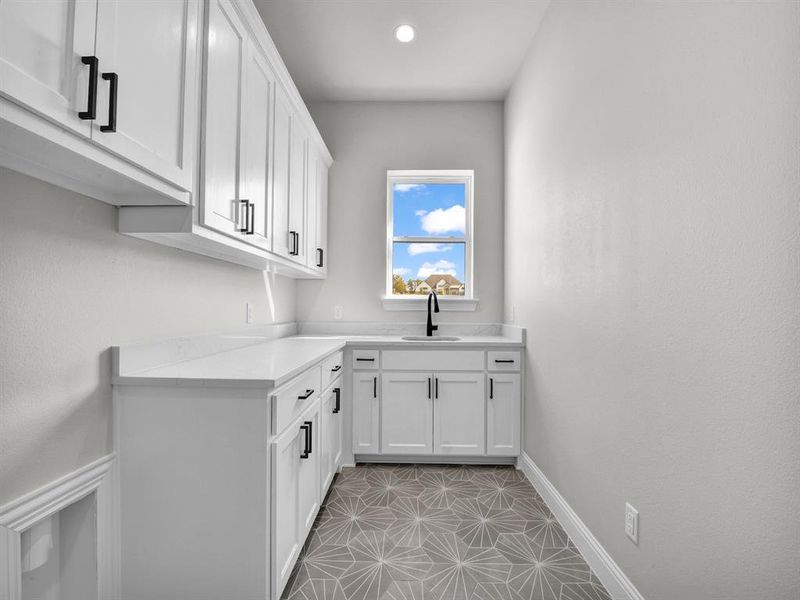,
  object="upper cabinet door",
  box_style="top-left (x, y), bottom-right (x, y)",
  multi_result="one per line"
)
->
top-left (200, 0), bottom-right (246, 237)
top-left (271, 84), bottom-right (292, 258)
top-left (306, 150), bottom-right (329, 273)
top-left (93, 0), bottom-right (200, 191)
top-left (239, 44), bottom-right (274, 250)
top-left (0, 0), bottom-right (97, 137)
top-left (288, 118), bottom-right (308, 264)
